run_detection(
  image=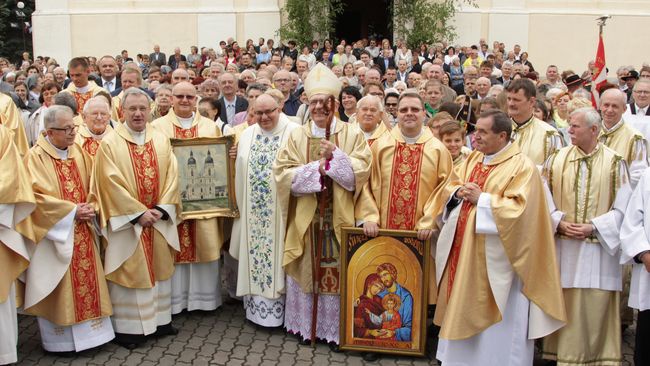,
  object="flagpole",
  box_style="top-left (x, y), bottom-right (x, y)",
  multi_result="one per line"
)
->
top-left (591, 15), bottom-right (610, 108)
